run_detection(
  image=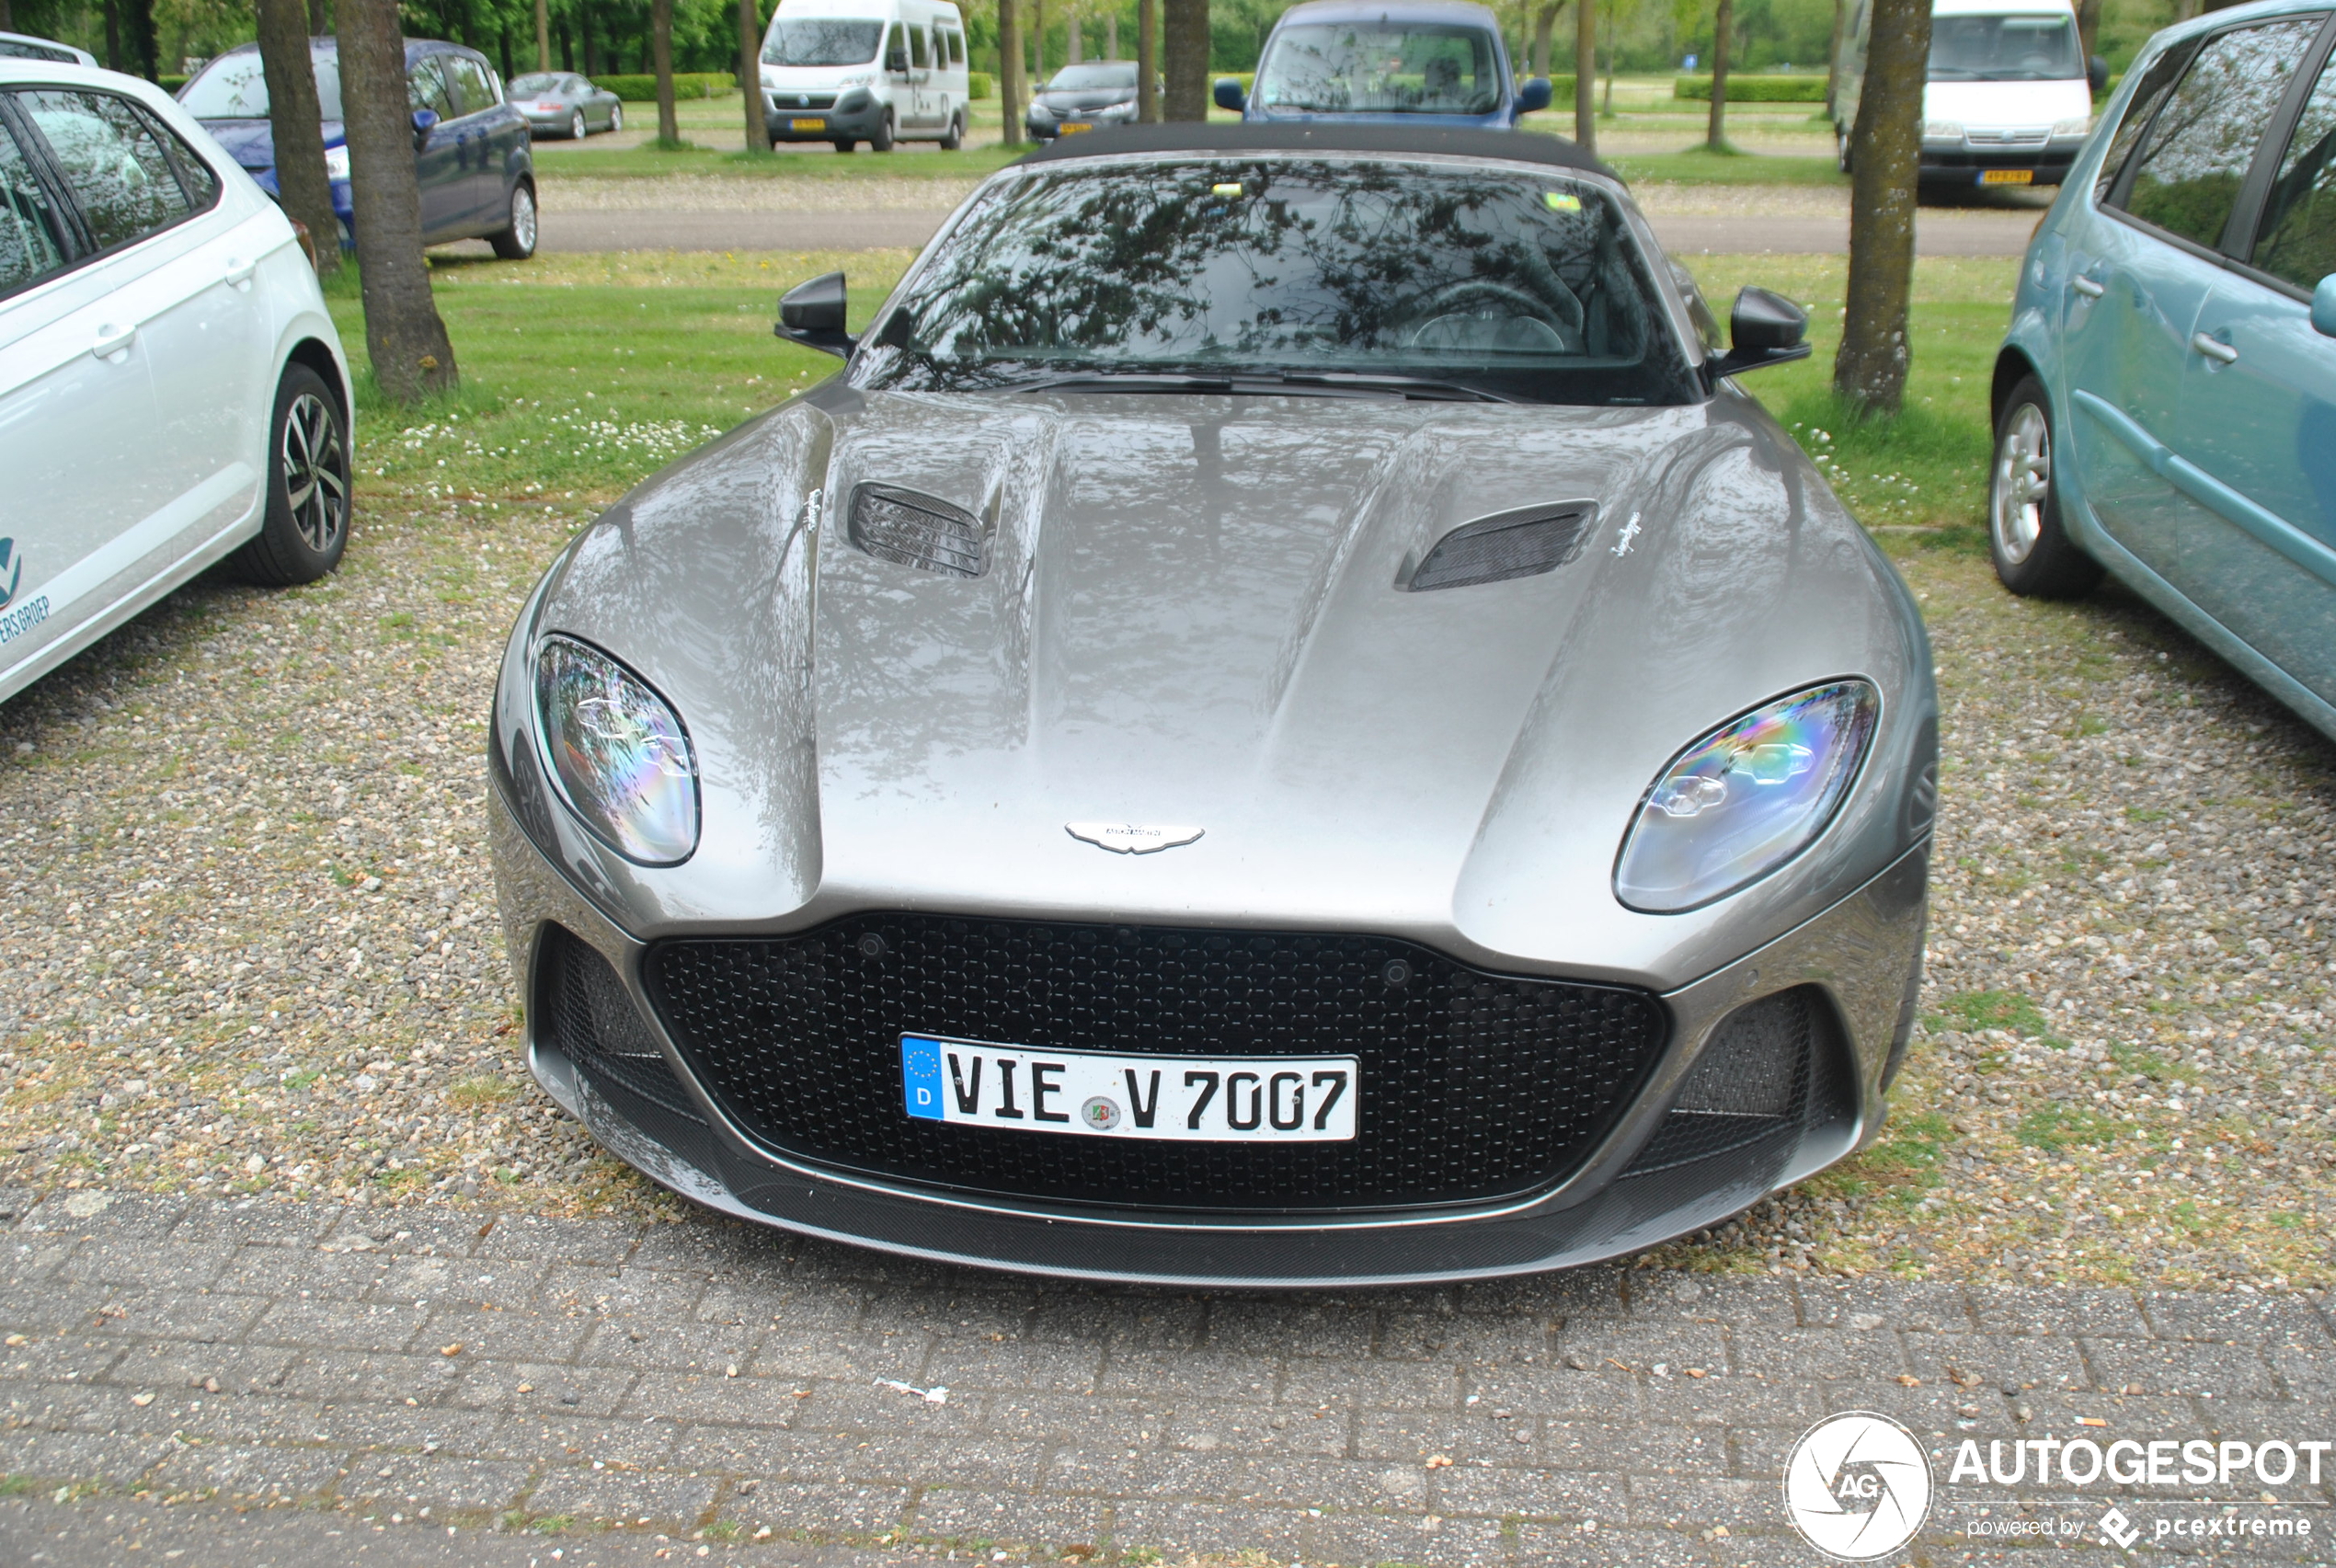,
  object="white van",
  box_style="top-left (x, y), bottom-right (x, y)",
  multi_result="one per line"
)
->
top-left (1834, 0), bottom-right (2105, 189)
top-left (761, 0), bottom-right (969, 153)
